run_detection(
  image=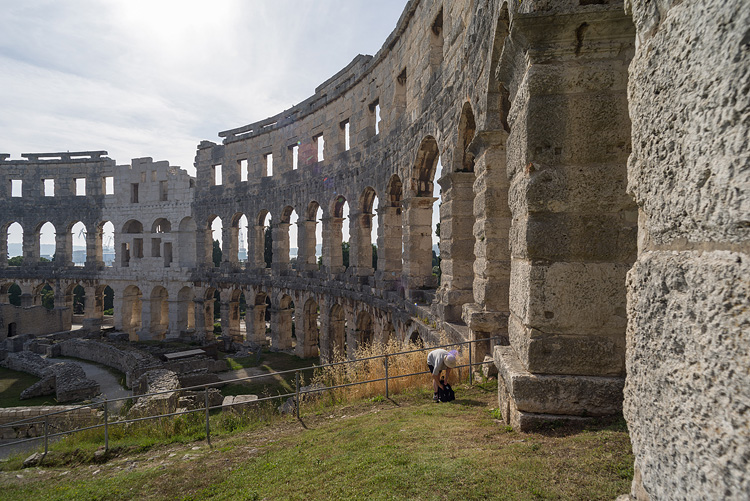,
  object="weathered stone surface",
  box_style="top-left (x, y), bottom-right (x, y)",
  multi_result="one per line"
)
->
top-left (222, 394), bottom-right (258, 413)
top-left (624, 251), bottom-right (749, 499)
top-left (128, 369), bottom-right (180, 418)
top-left (495, 345), bottom-right (623, 417)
